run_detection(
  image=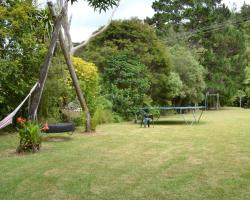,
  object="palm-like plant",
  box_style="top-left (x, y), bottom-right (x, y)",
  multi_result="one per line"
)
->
top-left (17, 121), bottom-right (43, 153)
